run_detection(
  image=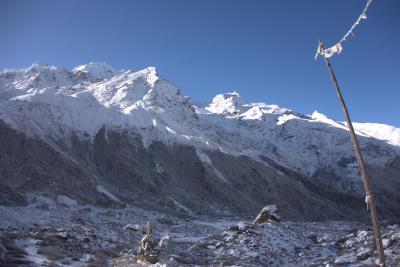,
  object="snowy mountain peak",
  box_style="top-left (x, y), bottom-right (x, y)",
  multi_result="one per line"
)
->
top-left (1, 62), bottom-right (399, 155)
top-left (88, 66), bottom-right (182, 109)
top-left (311, 110), bottom-right (328, 120)
top-left (72, 62), bottom-right (116, 80)
top-left (26, 63), bottom-right (60, 73)
top-left (133, 66), bottom-right (159, 87)
top-left (206, 92), bottom-right (246, 115)
top-left (205, 92), bottom-right (292, 120)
